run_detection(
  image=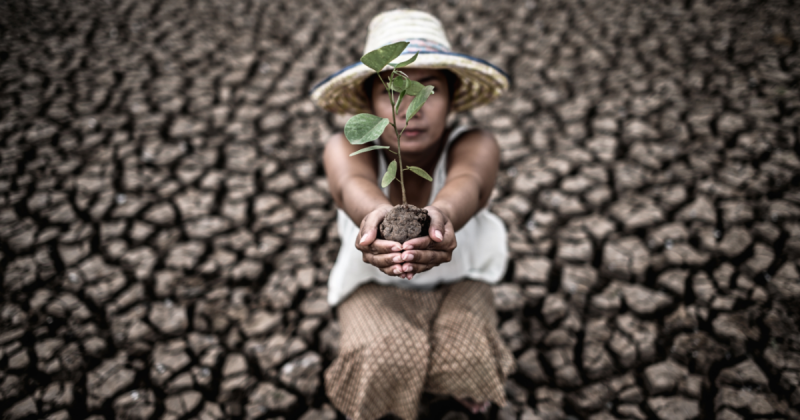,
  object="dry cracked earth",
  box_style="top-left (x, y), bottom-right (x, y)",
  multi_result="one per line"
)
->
top-left (1, 0), bottom-right (800, 419)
